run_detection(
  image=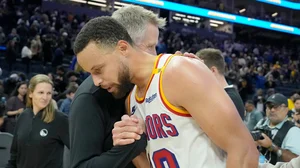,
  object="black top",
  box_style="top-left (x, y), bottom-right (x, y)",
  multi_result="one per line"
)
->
top-left (225, 86), bottom-right (245, 120)
top-left (6, 108), bottom-right (69, 168)
top-left (69, 76), bottom-right (147, 168)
